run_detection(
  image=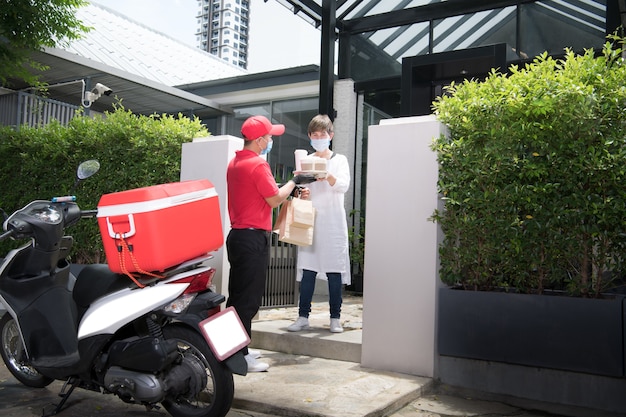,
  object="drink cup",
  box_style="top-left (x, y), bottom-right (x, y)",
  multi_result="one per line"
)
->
top-left (294, 149), bottom-right (307, 171)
